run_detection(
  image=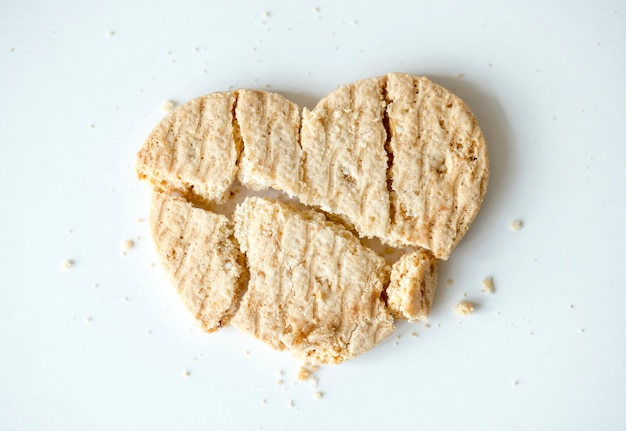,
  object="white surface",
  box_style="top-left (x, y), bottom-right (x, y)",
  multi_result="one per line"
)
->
top-left (1, 1), bottom-right (625, 430)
